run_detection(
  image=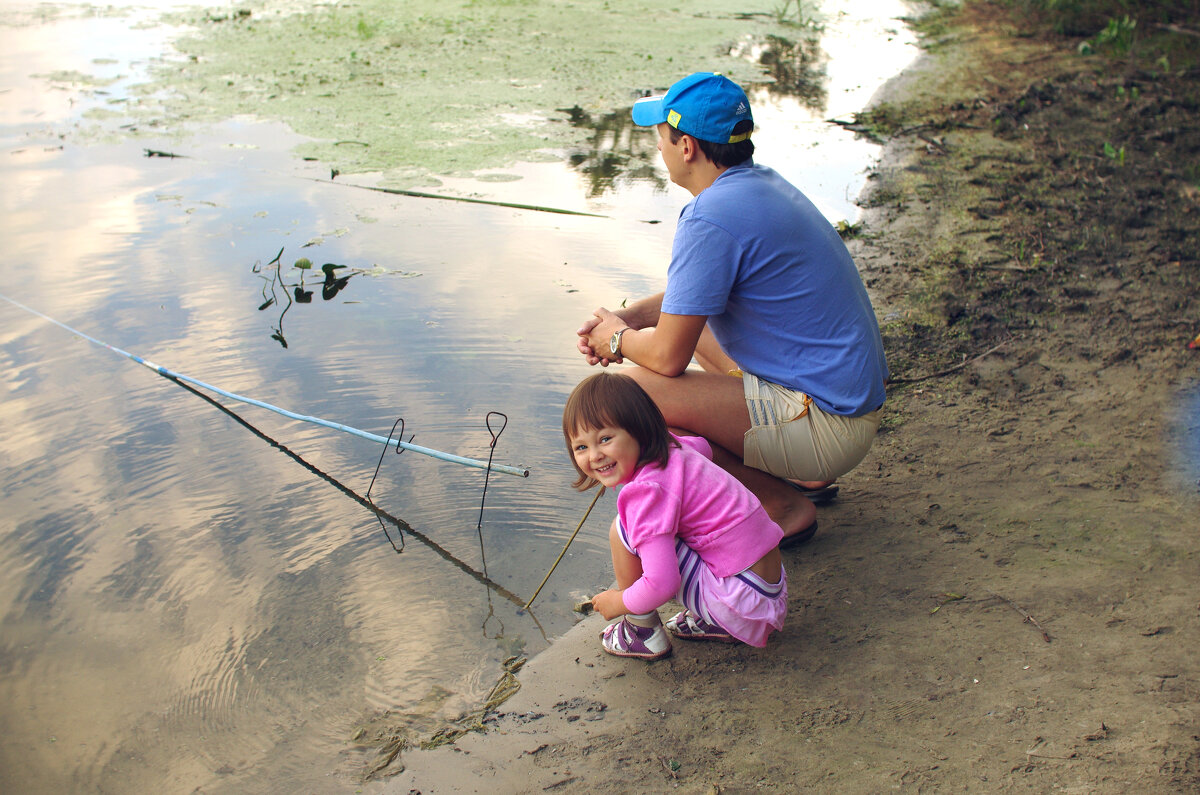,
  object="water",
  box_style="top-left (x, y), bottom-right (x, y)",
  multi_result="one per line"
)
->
top-left (0, 1), bottom-right (917, 791)
top-left (1172, 379), bottom-right (1200, 494)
